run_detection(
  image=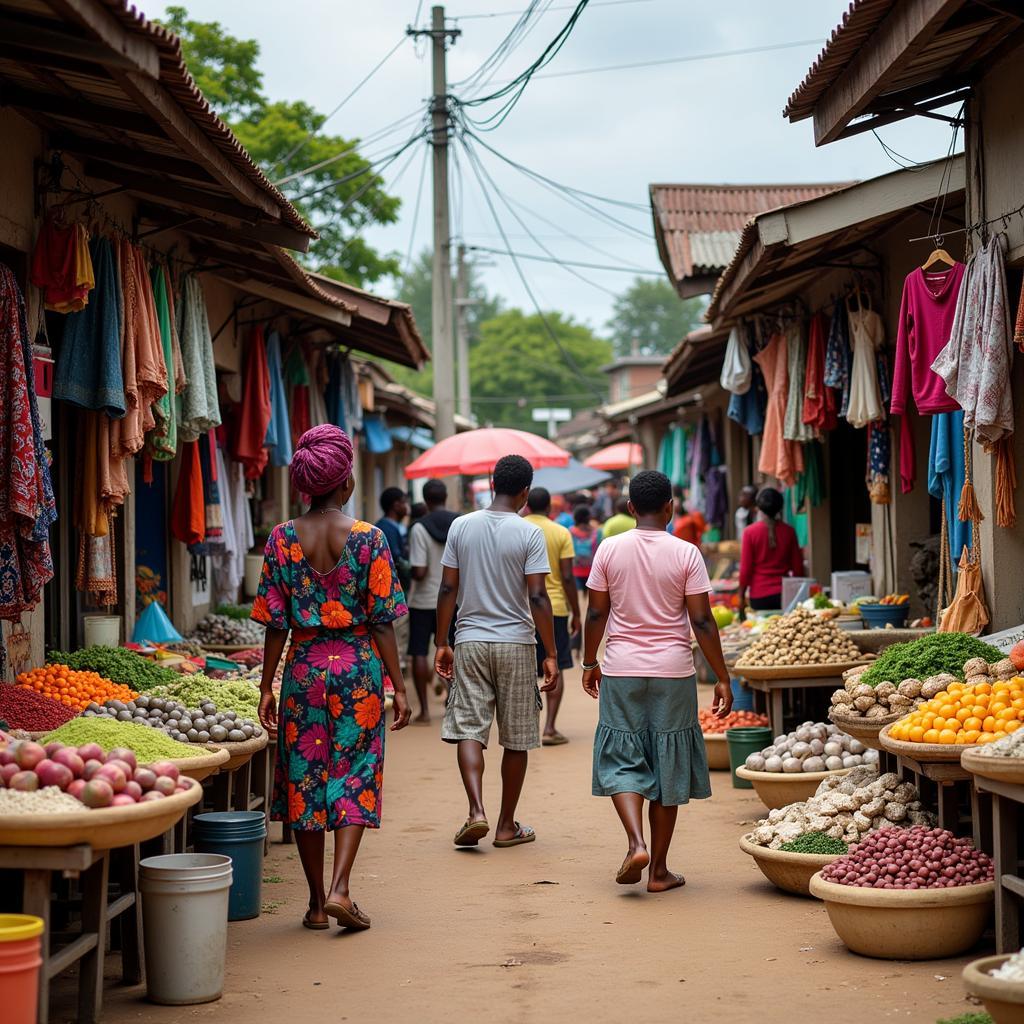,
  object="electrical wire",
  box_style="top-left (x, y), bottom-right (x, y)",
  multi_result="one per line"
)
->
top-left (272, 35), bottom-right (410, 173)
top-left (459, 135), bottom-right (605, 398)
top-left (465, 243), bottom-right (663, 275)
top-left (403, 139), bottom-right (430, 273)
top-left (455, 1), bottom-right (550, 97)
top-left (456, 0), bottom-right (652, 18)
